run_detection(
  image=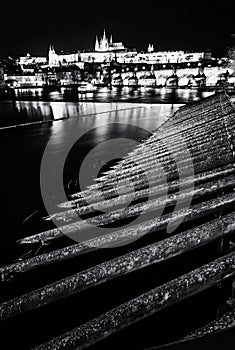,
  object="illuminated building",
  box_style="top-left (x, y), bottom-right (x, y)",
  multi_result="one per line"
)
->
top-left (5, 74), bottom-right (44, 87)
top-left (118, 50), bottom-right (211, 64)
top-left (16, 30), bottom-right (213, 68)
top-left (18, 53), bottom-right (47, 66)
top-left (95, 29), bottom-right (125, 52)
top-left (80, 30), bottom-right (130, 63)
top-left (48, 45), bottom-right (81, 67)
top-left (147, 44), bottom-right (154, 53)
